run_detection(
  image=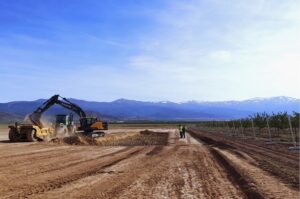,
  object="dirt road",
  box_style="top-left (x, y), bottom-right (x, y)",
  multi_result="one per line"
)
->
top-left (0, 128), bottom-right (298, 199)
